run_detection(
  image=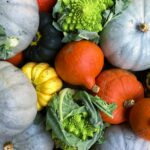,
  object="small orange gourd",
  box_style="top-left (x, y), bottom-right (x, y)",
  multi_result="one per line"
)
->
top-left (129, 98), bottom-right (150, 141)
top-left (55, 40), bottom-right (104, 93)
top-left (95, 69), bottom-right (144, 124)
